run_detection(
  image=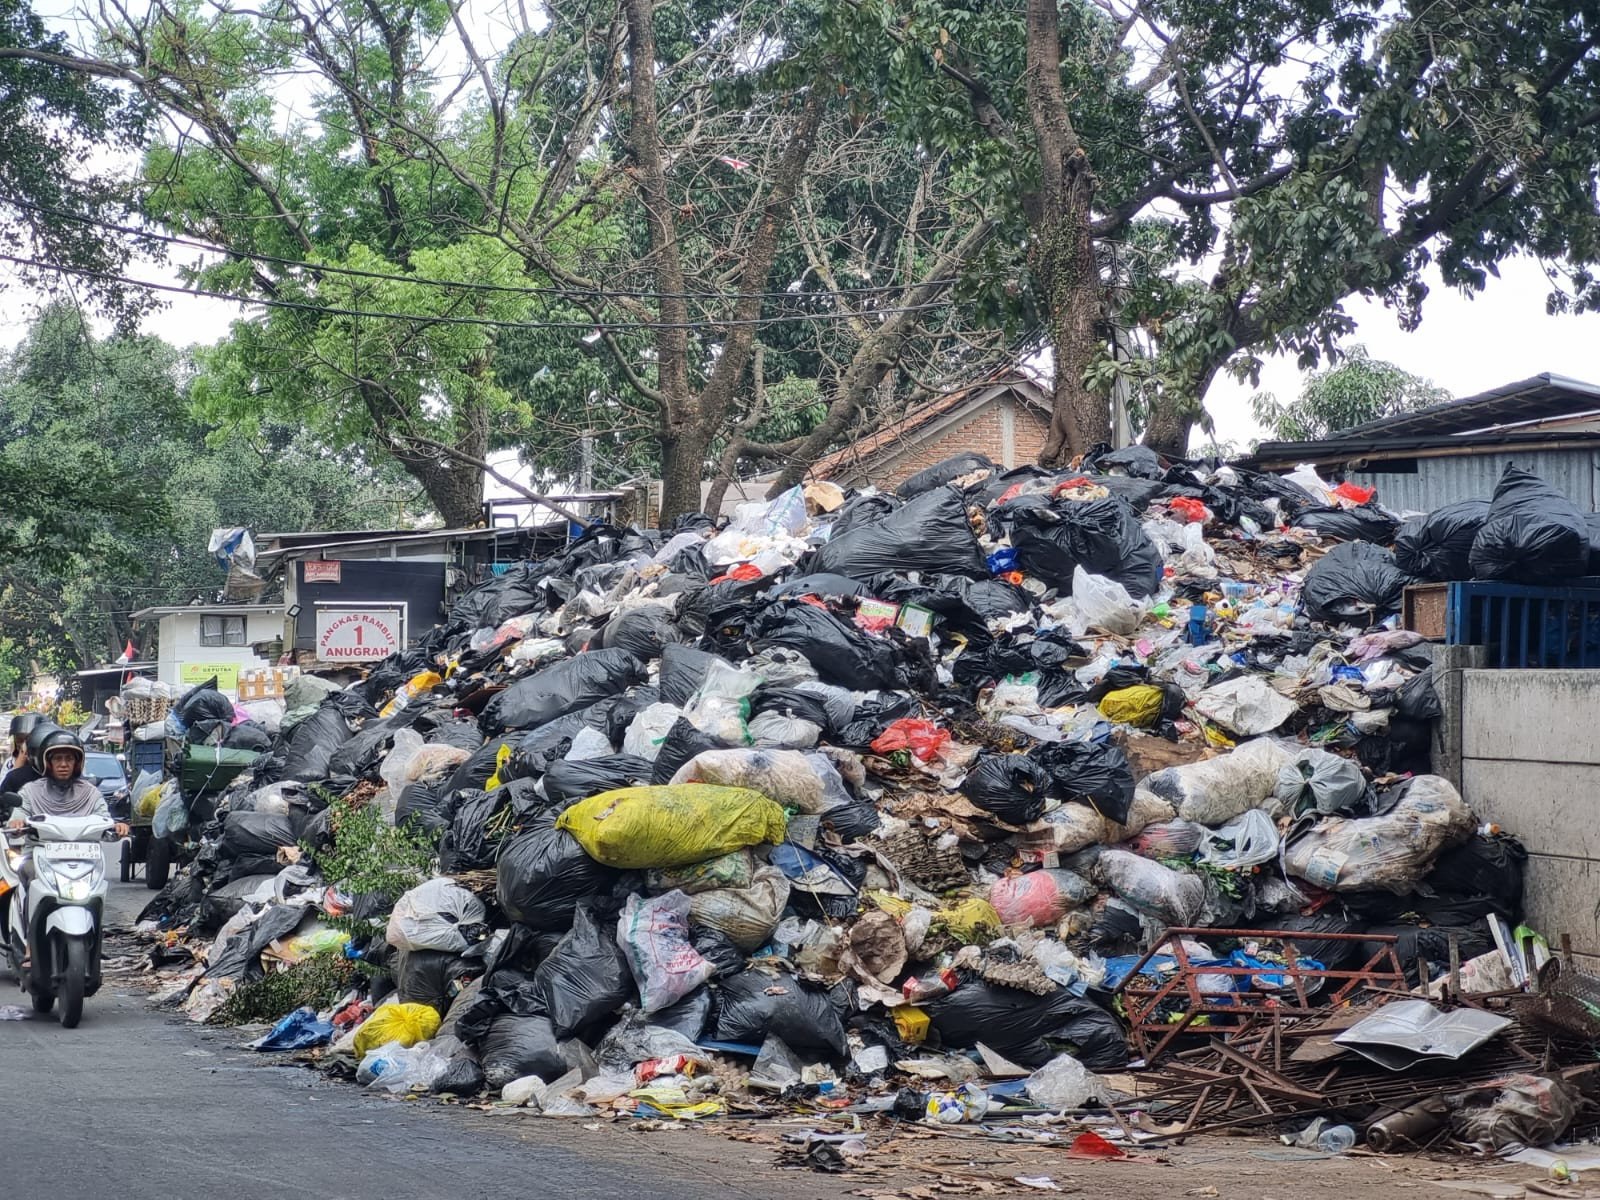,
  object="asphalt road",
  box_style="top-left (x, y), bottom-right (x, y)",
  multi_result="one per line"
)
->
top-left (0, 875), bottom-right (766, 1200)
